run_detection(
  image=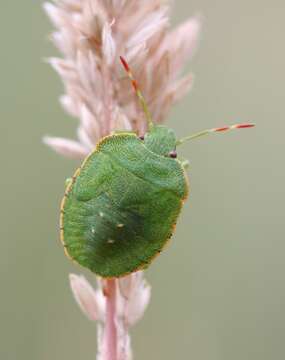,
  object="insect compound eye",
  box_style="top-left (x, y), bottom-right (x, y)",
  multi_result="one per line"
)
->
top-left (169, 150), bottom-right (177, 159)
